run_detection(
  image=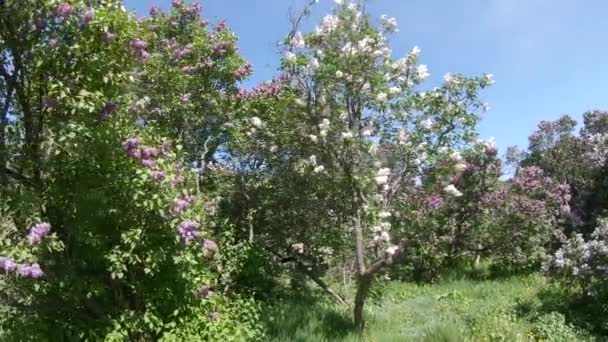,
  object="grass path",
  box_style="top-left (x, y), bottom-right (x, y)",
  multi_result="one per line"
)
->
top-left (265, 274), bottom-right (592, 341)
